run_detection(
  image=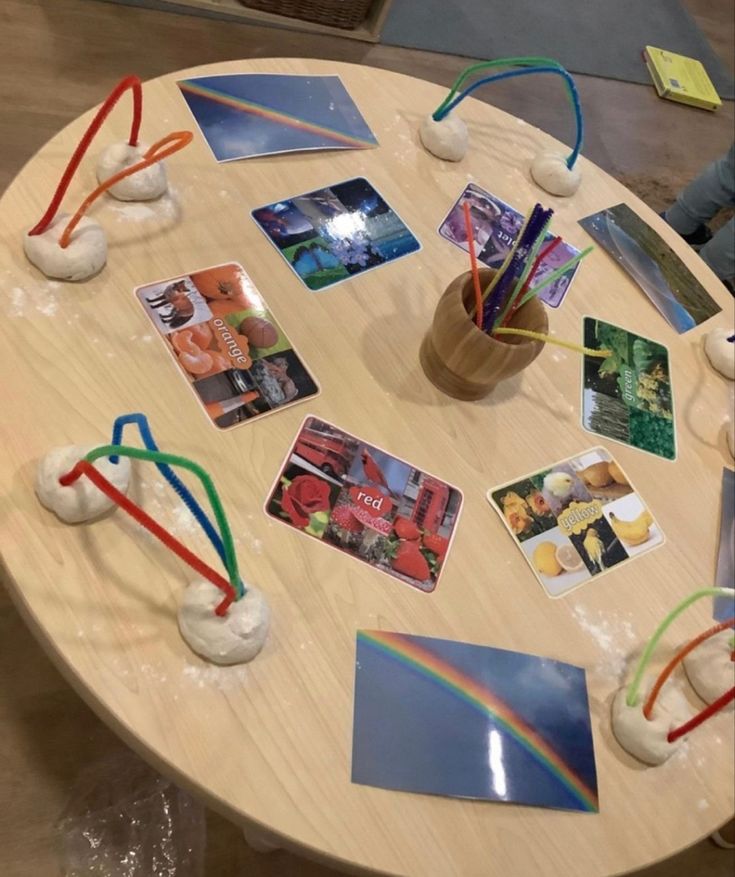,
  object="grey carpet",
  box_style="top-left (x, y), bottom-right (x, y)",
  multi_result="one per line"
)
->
top-left (380, 0), bottom-right (734, 100)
